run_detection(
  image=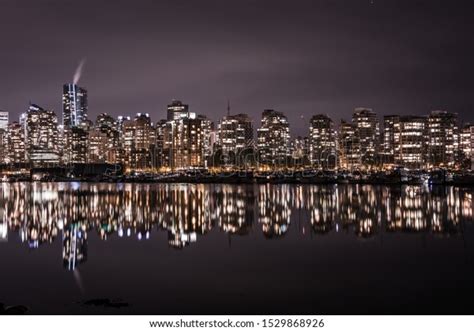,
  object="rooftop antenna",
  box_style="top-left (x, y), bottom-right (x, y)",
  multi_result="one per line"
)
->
top-left (227, 99), bottom-right (230, 117)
